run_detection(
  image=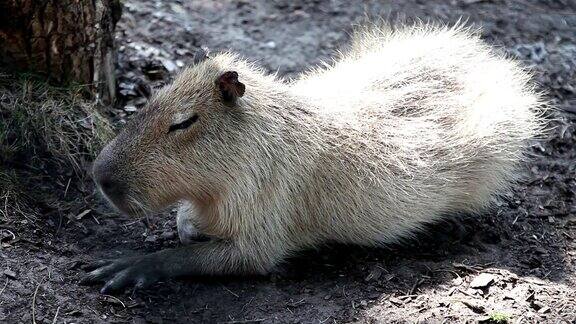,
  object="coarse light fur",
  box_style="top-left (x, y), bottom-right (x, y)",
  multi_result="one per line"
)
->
top-left (89, 23), bottom-right (546, 289)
